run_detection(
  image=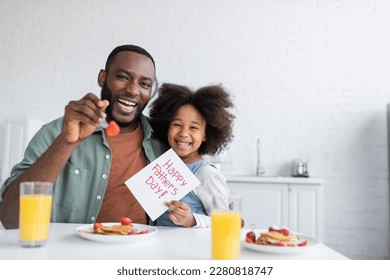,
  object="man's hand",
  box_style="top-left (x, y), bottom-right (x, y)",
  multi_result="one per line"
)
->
top-left (164, 200), bottom-right (196, 227)
top-left (61, 93), bottom-right (109, 143)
